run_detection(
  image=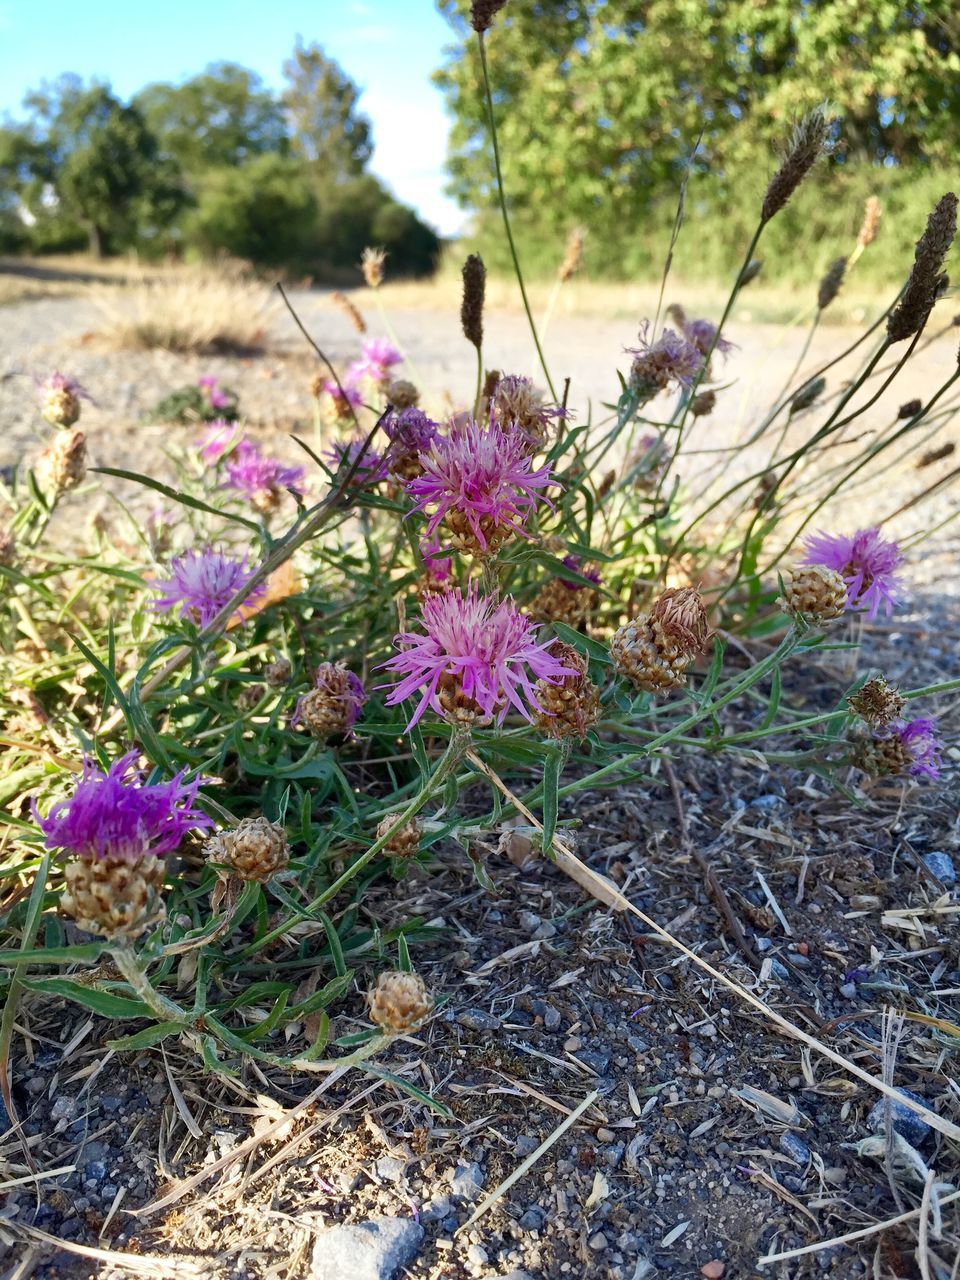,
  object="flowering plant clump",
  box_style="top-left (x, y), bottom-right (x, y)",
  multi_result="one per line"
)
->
top-left (2, 88), bottom-right (957, 1113)
top-left (152, 548), bottom-right (265, 628)
top-left (801, 528), bottom-right (903, 618)
top-left (406, 417), bottom-right (555, 554)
